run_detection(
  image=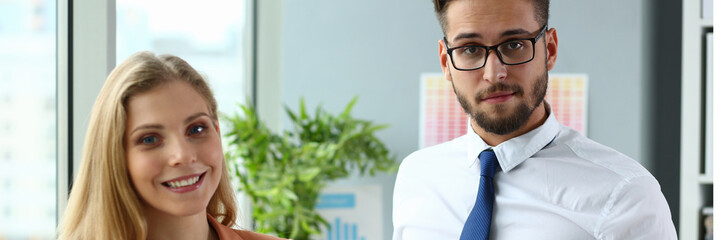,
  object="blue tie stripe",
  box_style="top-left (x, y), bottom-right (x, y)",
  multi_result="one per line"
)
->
top-left (460, 150), bottom-right (499, 240)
